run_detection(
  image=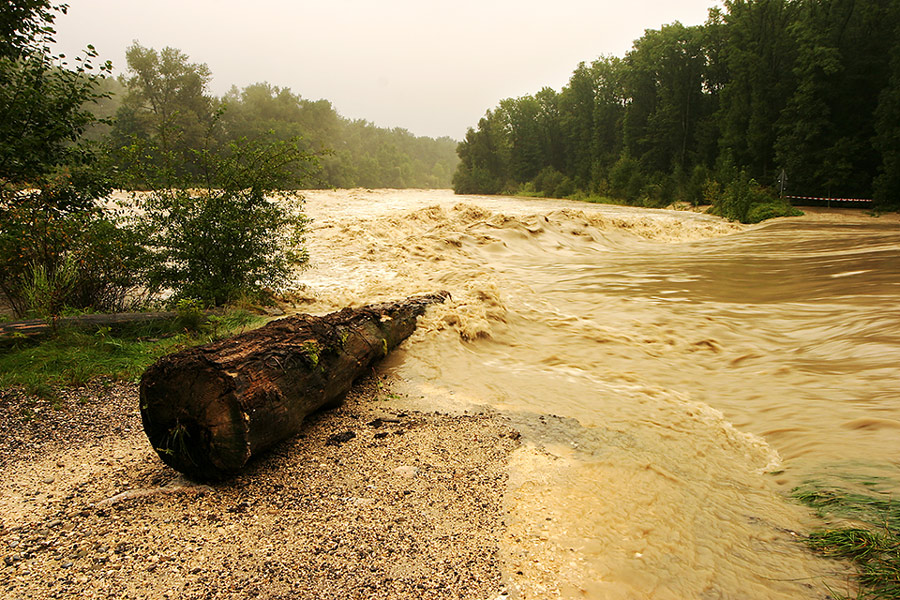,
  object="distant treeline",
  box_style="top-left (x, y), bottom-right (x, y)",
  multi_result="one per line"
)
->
top-left (97, 44), bottom-right (458, 190)
top-left (453, 0), bottom-right (900, 217)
